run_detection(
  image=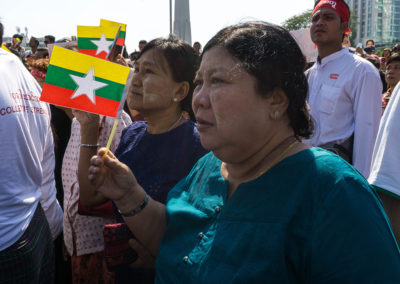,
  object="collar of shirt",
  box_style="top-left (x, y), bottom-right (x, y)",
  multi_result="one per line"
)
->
top-left (317, 47), bottom-right (349, 69)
